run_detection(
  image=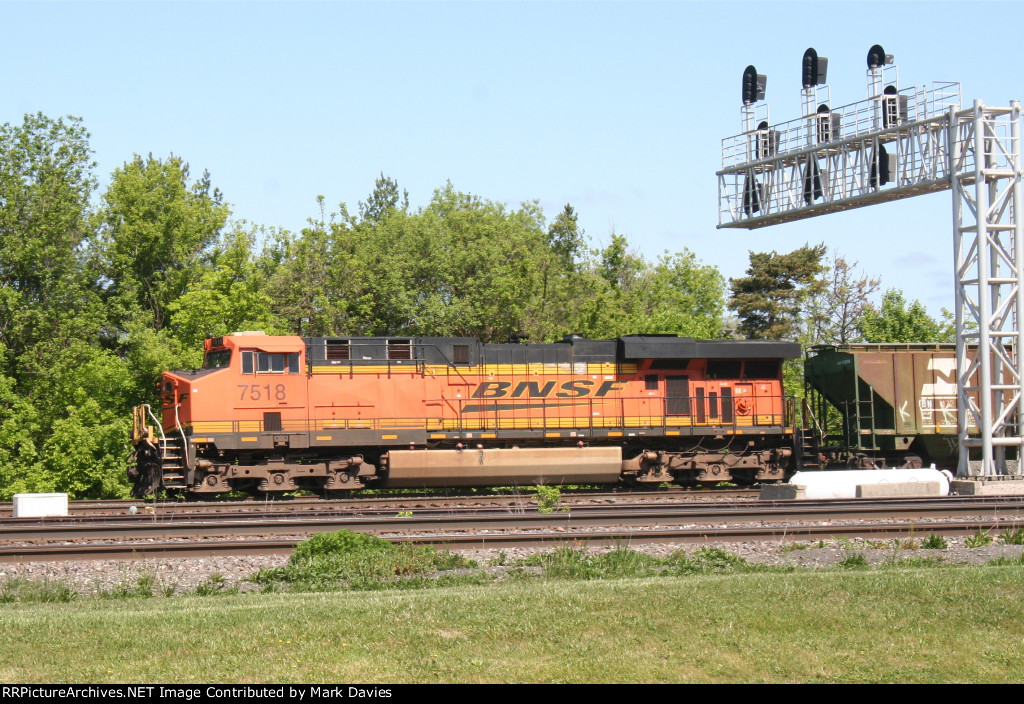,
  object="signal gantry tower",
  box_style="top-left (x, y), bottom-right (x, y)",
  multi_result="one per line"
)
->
top-left (718, 45), bottom-right (1024, 478)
